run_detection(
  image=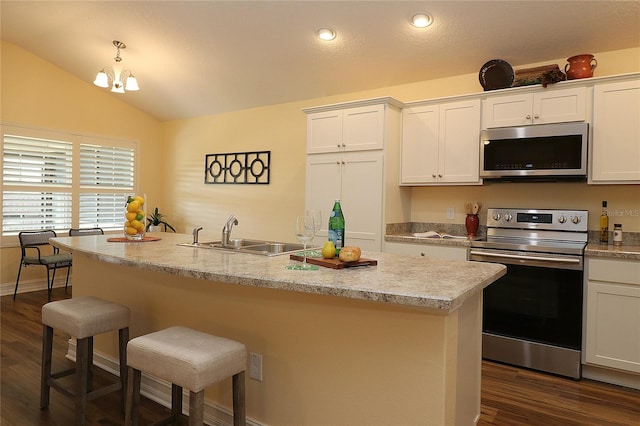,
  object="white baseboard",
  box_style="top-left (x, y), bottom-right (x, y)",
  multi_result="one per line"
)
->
top-left (582, 364), bottom-right (640, 390)
top-left (66, 339), bottom-right (261, 426)
top-left (1, 277), bottom-right (69, 297)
